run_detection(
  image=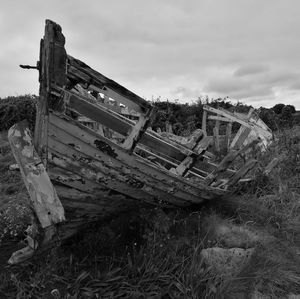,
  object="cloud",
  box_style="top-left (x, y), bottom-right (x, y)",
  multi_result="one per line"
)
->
top-left (234, 65), bottom-right (269, 77)
top-left (171, 86), bottom-right (202, 99)
top-left (289, 81), bottom-right (300, 90)
top-left (204, 77), bottom-right (274, 99)
top-left (0, 0), bottom-right (300, 109)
